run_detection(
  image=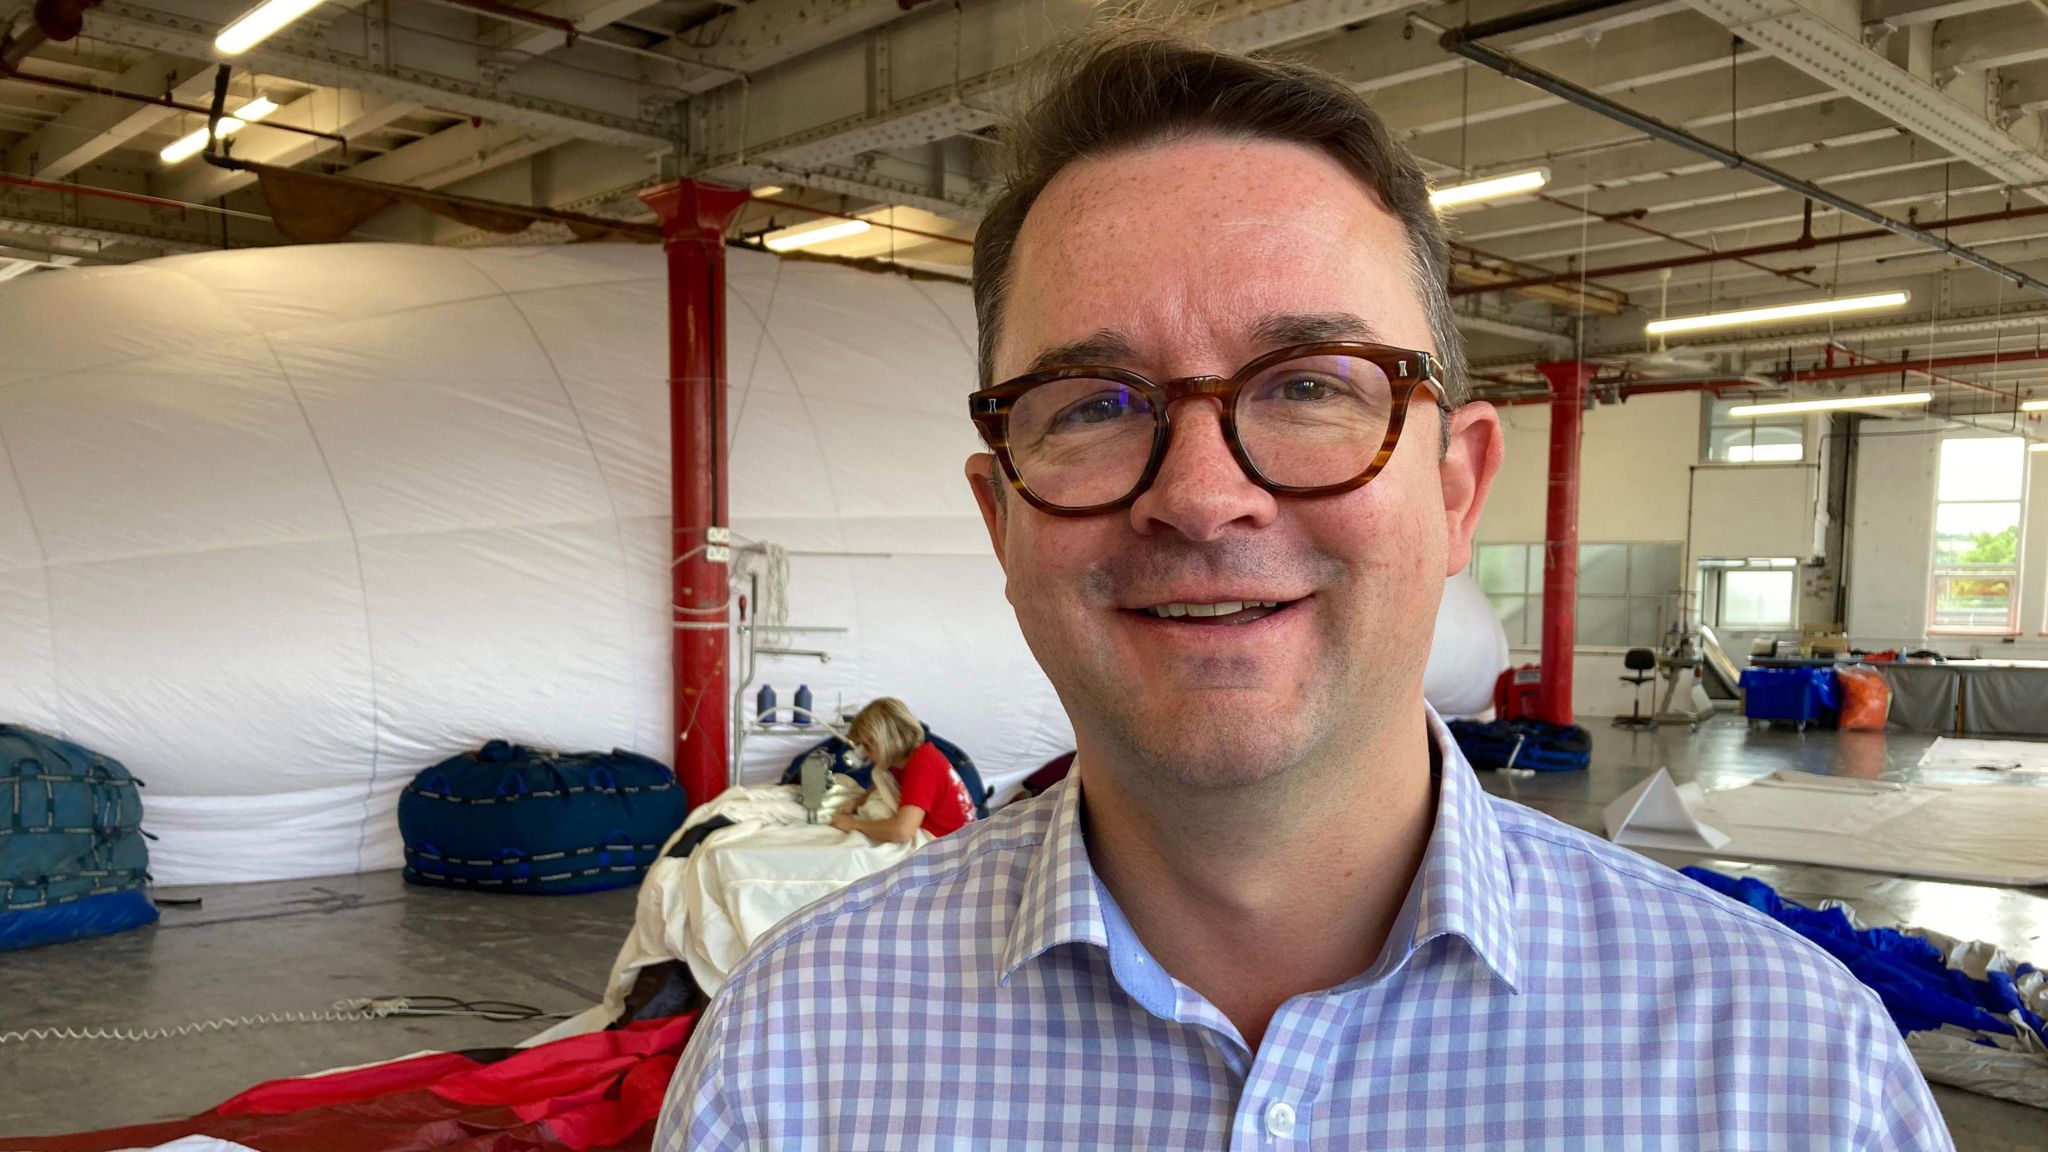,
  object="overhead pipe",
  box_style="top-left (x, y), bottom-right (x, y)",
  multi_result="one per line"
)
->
top-left (0, 69), bottom-right (352, 149)
top-left (1823, 340), bottom-right (1990, 400)
top-left (641, 179), bottom-right (750, 809)
top-left (1440, 0), bottom-right (2048, 298)
top-left (1535, 193), bottom-right (1818, 290)
top-left (1776, 346), bottom-right (2048, 385)
top-left (1533, 360), bottom-right (1593, 727)
top-left (1486, 376), bottom-right (1771, 407)
top-left (426, 0), bottom-right (579, 42)
top-left (1456, 200), bottom-right (2048, 296)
